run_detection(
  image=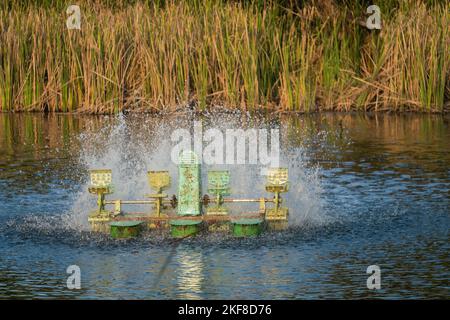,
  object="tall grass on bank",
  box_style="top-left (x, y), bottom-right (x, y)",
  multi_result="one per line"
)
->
top-left (0, 0), bottom-right (448, 113)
